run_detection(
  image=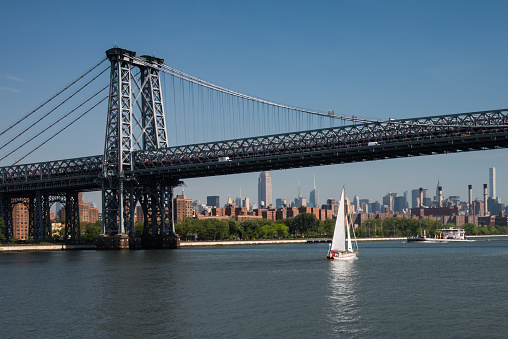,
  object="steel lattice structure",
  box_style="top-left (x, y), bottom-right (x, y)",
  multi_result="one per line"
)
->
top-left (1, 47), bottom-right (508, 245)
